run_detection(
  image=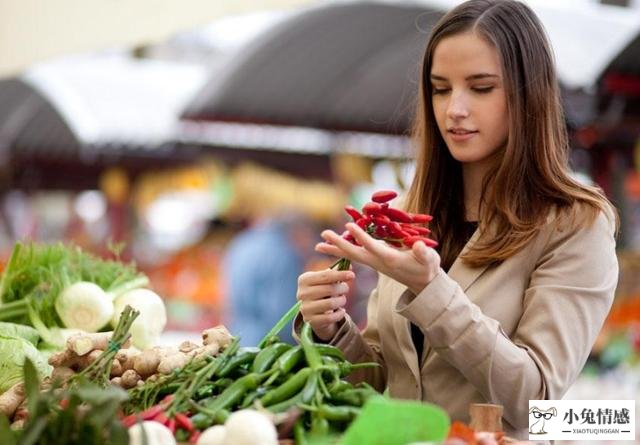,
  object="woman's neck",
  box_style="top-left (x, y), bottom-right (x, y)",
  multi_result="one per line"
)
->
top-left (462, 160), bottom-right (492, 222)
